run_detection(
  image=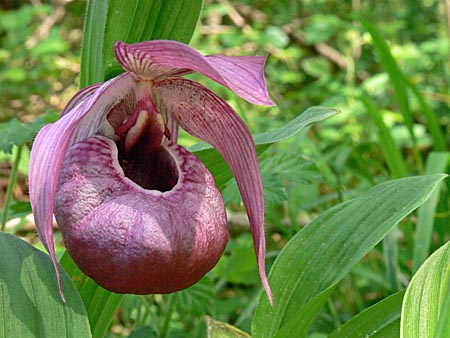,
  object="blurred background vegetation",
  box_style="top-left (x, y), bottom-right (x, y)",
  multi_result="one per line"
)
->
top-left (0, 0), bottom-right (449, 337)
